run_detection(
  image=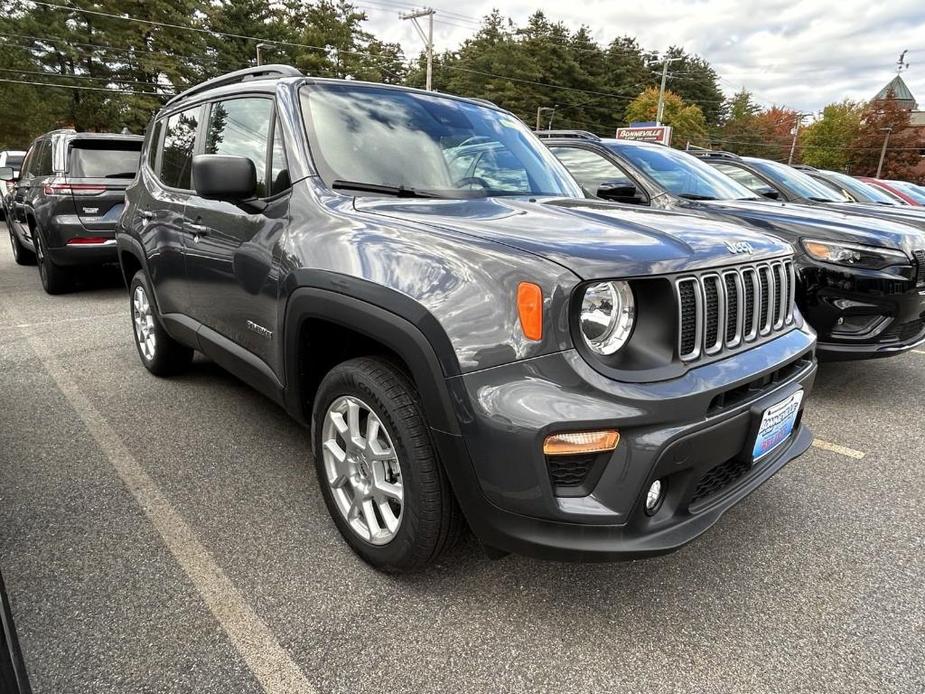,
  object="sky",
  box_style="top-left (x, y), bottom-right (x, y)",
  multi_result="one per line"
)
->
top-left (358, 0), bottom-right (925, 115)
